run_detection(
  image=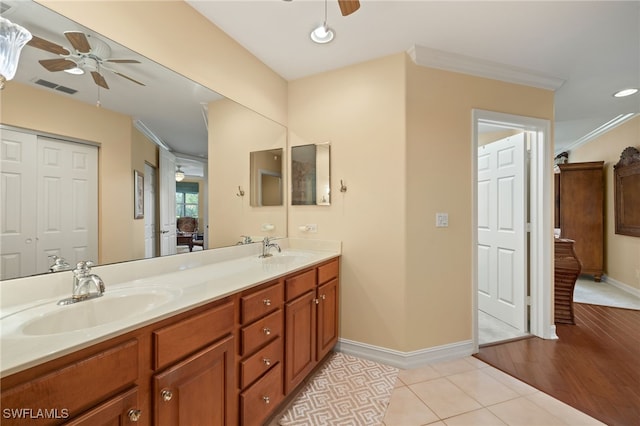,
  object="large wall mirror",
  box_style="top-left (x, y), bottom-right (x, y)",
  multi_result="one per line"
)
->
top-left (291, 143), bottom-right (331, 206)
top-left (0, 0), bottom-right (287, 280)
